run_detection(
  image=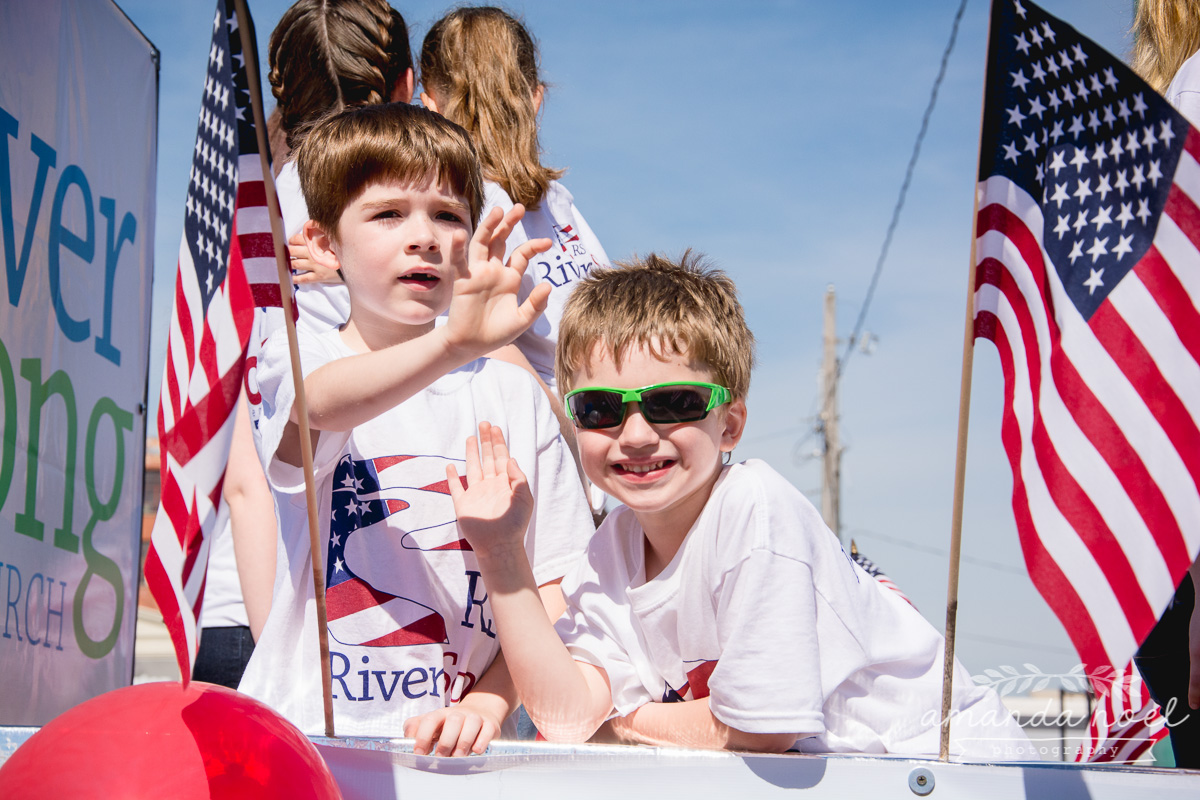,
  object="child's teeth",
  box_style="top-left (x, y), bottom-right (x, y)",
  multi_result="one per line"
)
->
top-left (626, 461), bottom-right (663, 474)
